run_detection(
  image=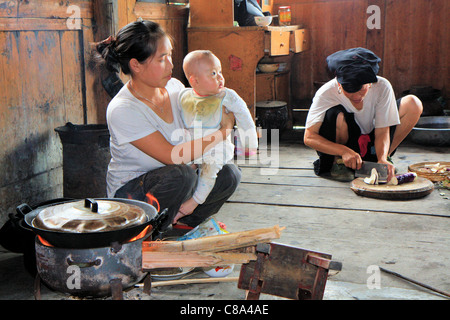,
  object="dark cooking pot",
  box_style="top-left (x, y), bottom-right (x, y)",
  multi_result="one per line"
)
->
top-left (35, 236), bottom-right (146, 297)
top-left (19, 198), bottom-right (167, 249)
top-left (409, 116), bottom-right (450, 146)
